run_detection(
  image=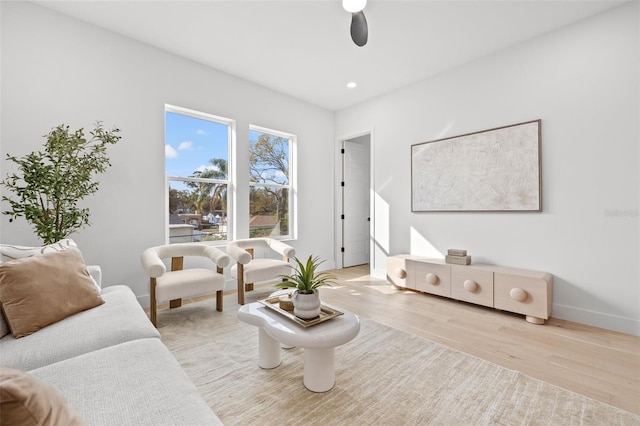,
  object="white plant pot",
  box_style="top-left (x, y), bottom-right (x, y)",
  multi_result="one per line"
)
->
top-left (292, 290), bottom-right (321, 319)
